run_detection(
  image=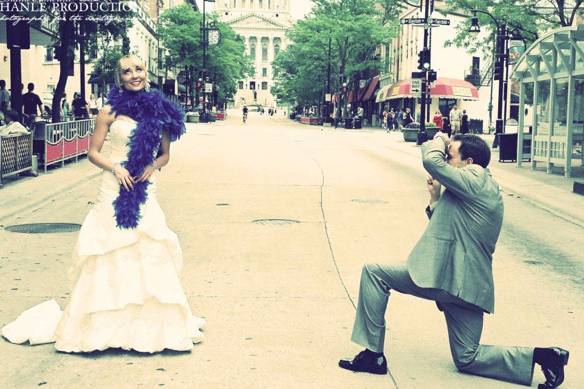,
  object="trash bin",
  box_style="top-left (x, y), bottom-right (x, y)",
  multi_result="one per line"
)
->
top-left (344, 118), bottom-right (353, 129)
top-left (498, 133), bottom-right (518, 162)
top-left (470, 119), bottom-right (483, 134)
top-left (353, 118), bottom-right (362, 129)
